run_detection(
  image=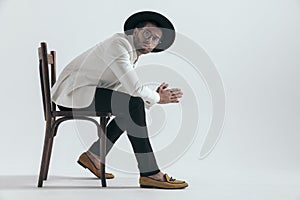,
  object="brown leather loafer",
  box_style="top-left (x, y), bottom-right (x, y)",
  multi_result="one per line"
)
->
top-left (139, 174), bottom-right (188, 189)
top-left (77, 152), bottom-right (115, 179)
